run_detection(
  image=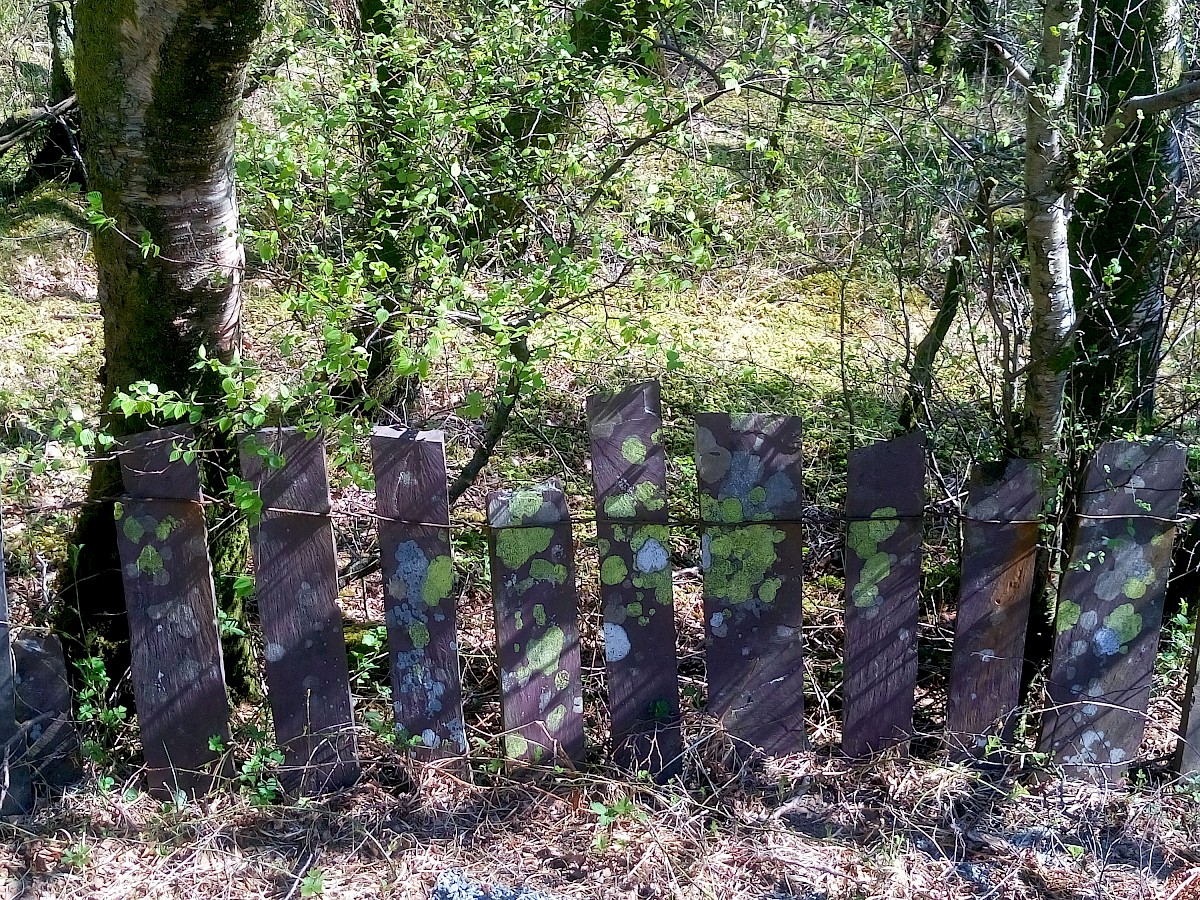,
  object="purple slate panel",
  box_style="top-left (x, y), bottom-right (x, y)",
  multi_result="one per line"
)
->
top-left (242, 428), bottom-right (359, 796)
top-left (587, 381), bottom-right (682, 779)
top-left (487, 481), bottom-right (584, 766)
top-left (1040, 439), bottom-right (1186, 782)
top-left (945, 459), bottom-right (1041, 760)
top-left (12, 632), bottom-right (83, 789)
top-left (371, 427), bottom-right (467, 758)
top-left (696, 413), bottom-right (808, 757)
top-left (1180, 629), bottom-right (1200, 775)
top-left (0, 513), bottom-right (32, 814)
top-left (841, 430), bottom-right (925, 758)
top-left (115, 426), bottom-right (230, 798)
